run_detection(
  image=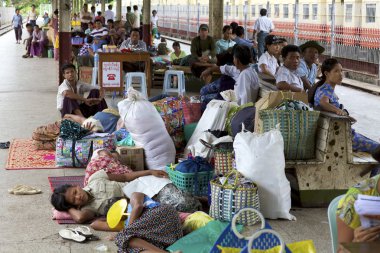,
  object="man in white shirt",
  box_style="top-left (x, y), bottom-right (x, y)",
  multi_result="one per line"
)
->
top-left (80, 4), bottom-right (92, 31)
top-left (57, 64), bottom-right (107, 118)
top-left (253, 8), bottom-right (274, 58)
top-left (151, 10), bottom-right (159, 39)
top-left (200, 45), bottom-right (260, 106)
top-left (104, 5), bottom-right (115, 22)
top-left (258, 35), bottom-right (281, 78)
top-left (27, 4), bottom-right (38, 27)
top-left (90, 6), bottom-right (96, 22)
top-left (275, 45), bottom-right (304, 92)
top-left (132, 5), bottom-right (140, 29)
